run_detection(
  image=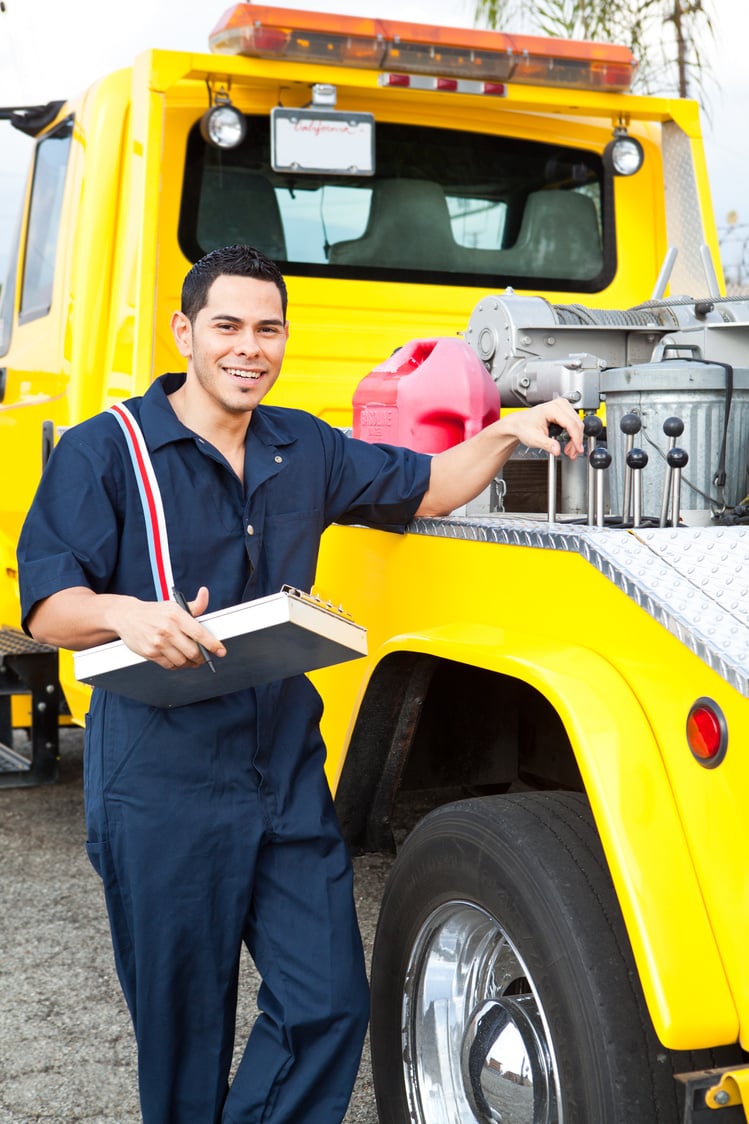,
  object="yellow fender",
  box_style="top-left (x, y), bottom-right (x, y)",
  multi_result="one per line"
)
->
top-left (370, 621), bottom-right (738, 1051)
